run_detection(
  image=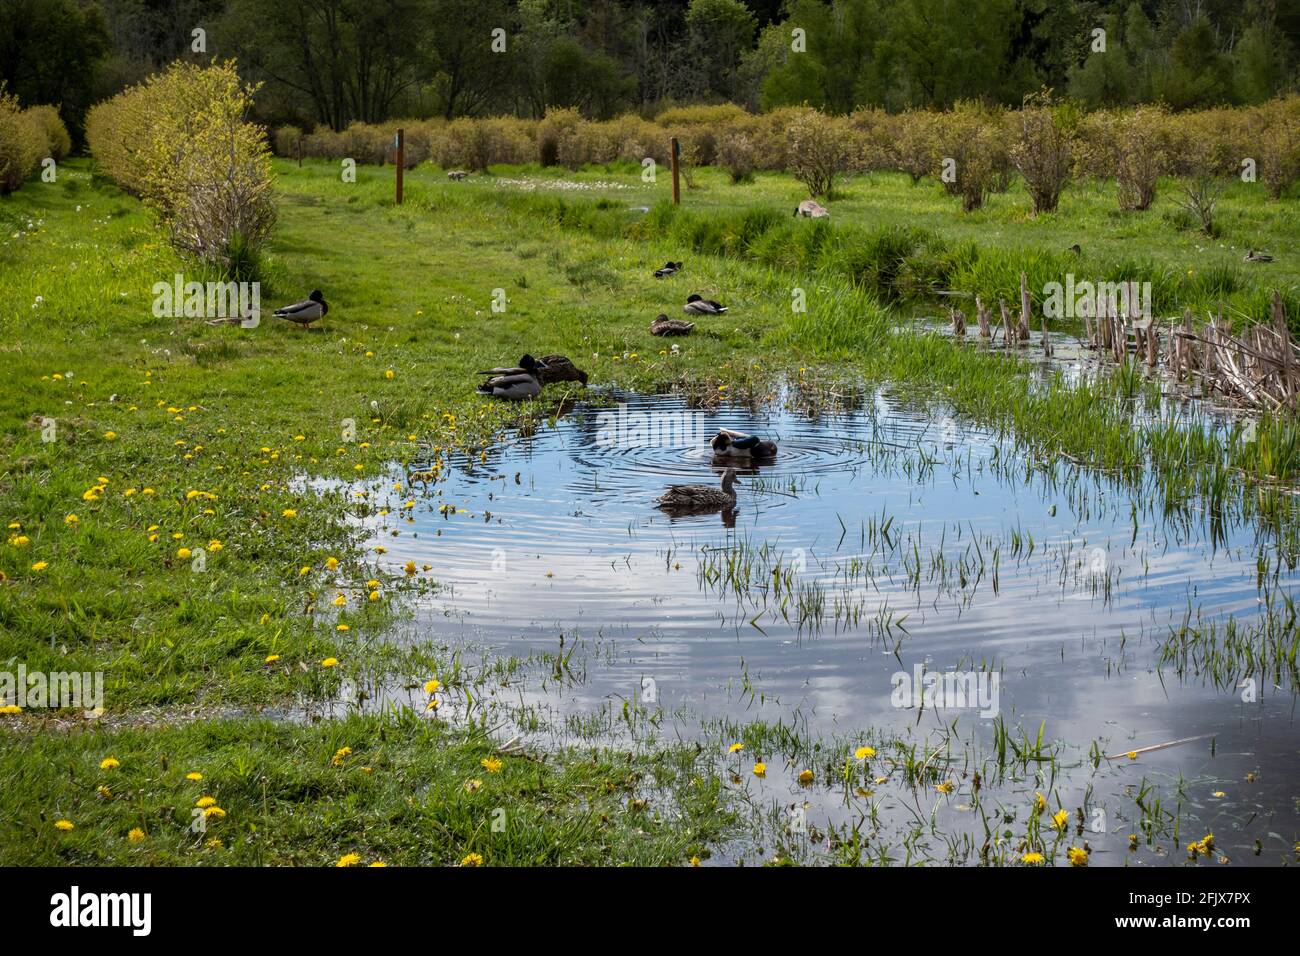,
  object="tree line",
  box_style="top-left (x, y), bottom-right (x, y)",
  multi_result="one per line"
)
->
top-left (1, 0), bottom-right (1298, 141)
